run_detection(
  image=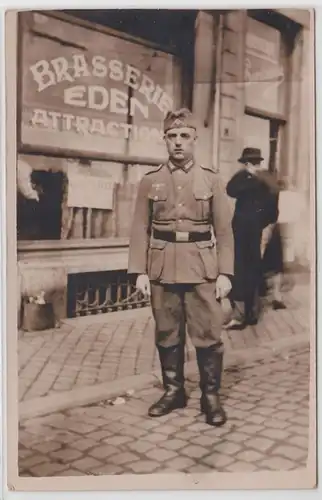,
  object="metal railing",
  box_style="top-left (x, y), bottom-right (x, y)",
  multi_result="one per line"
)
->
top-left (67, 270), bottom-right (150, 317)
